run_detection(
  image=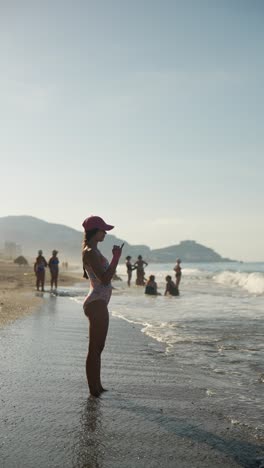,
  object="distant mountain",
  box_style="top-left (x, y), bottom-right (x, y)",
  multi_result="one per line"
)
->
top-left (0, 216), bottom-right (233, 264)
top-left (0, 216), bottom-right (150, 263)
top-left (150, 240), bottom-right (233, 263)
